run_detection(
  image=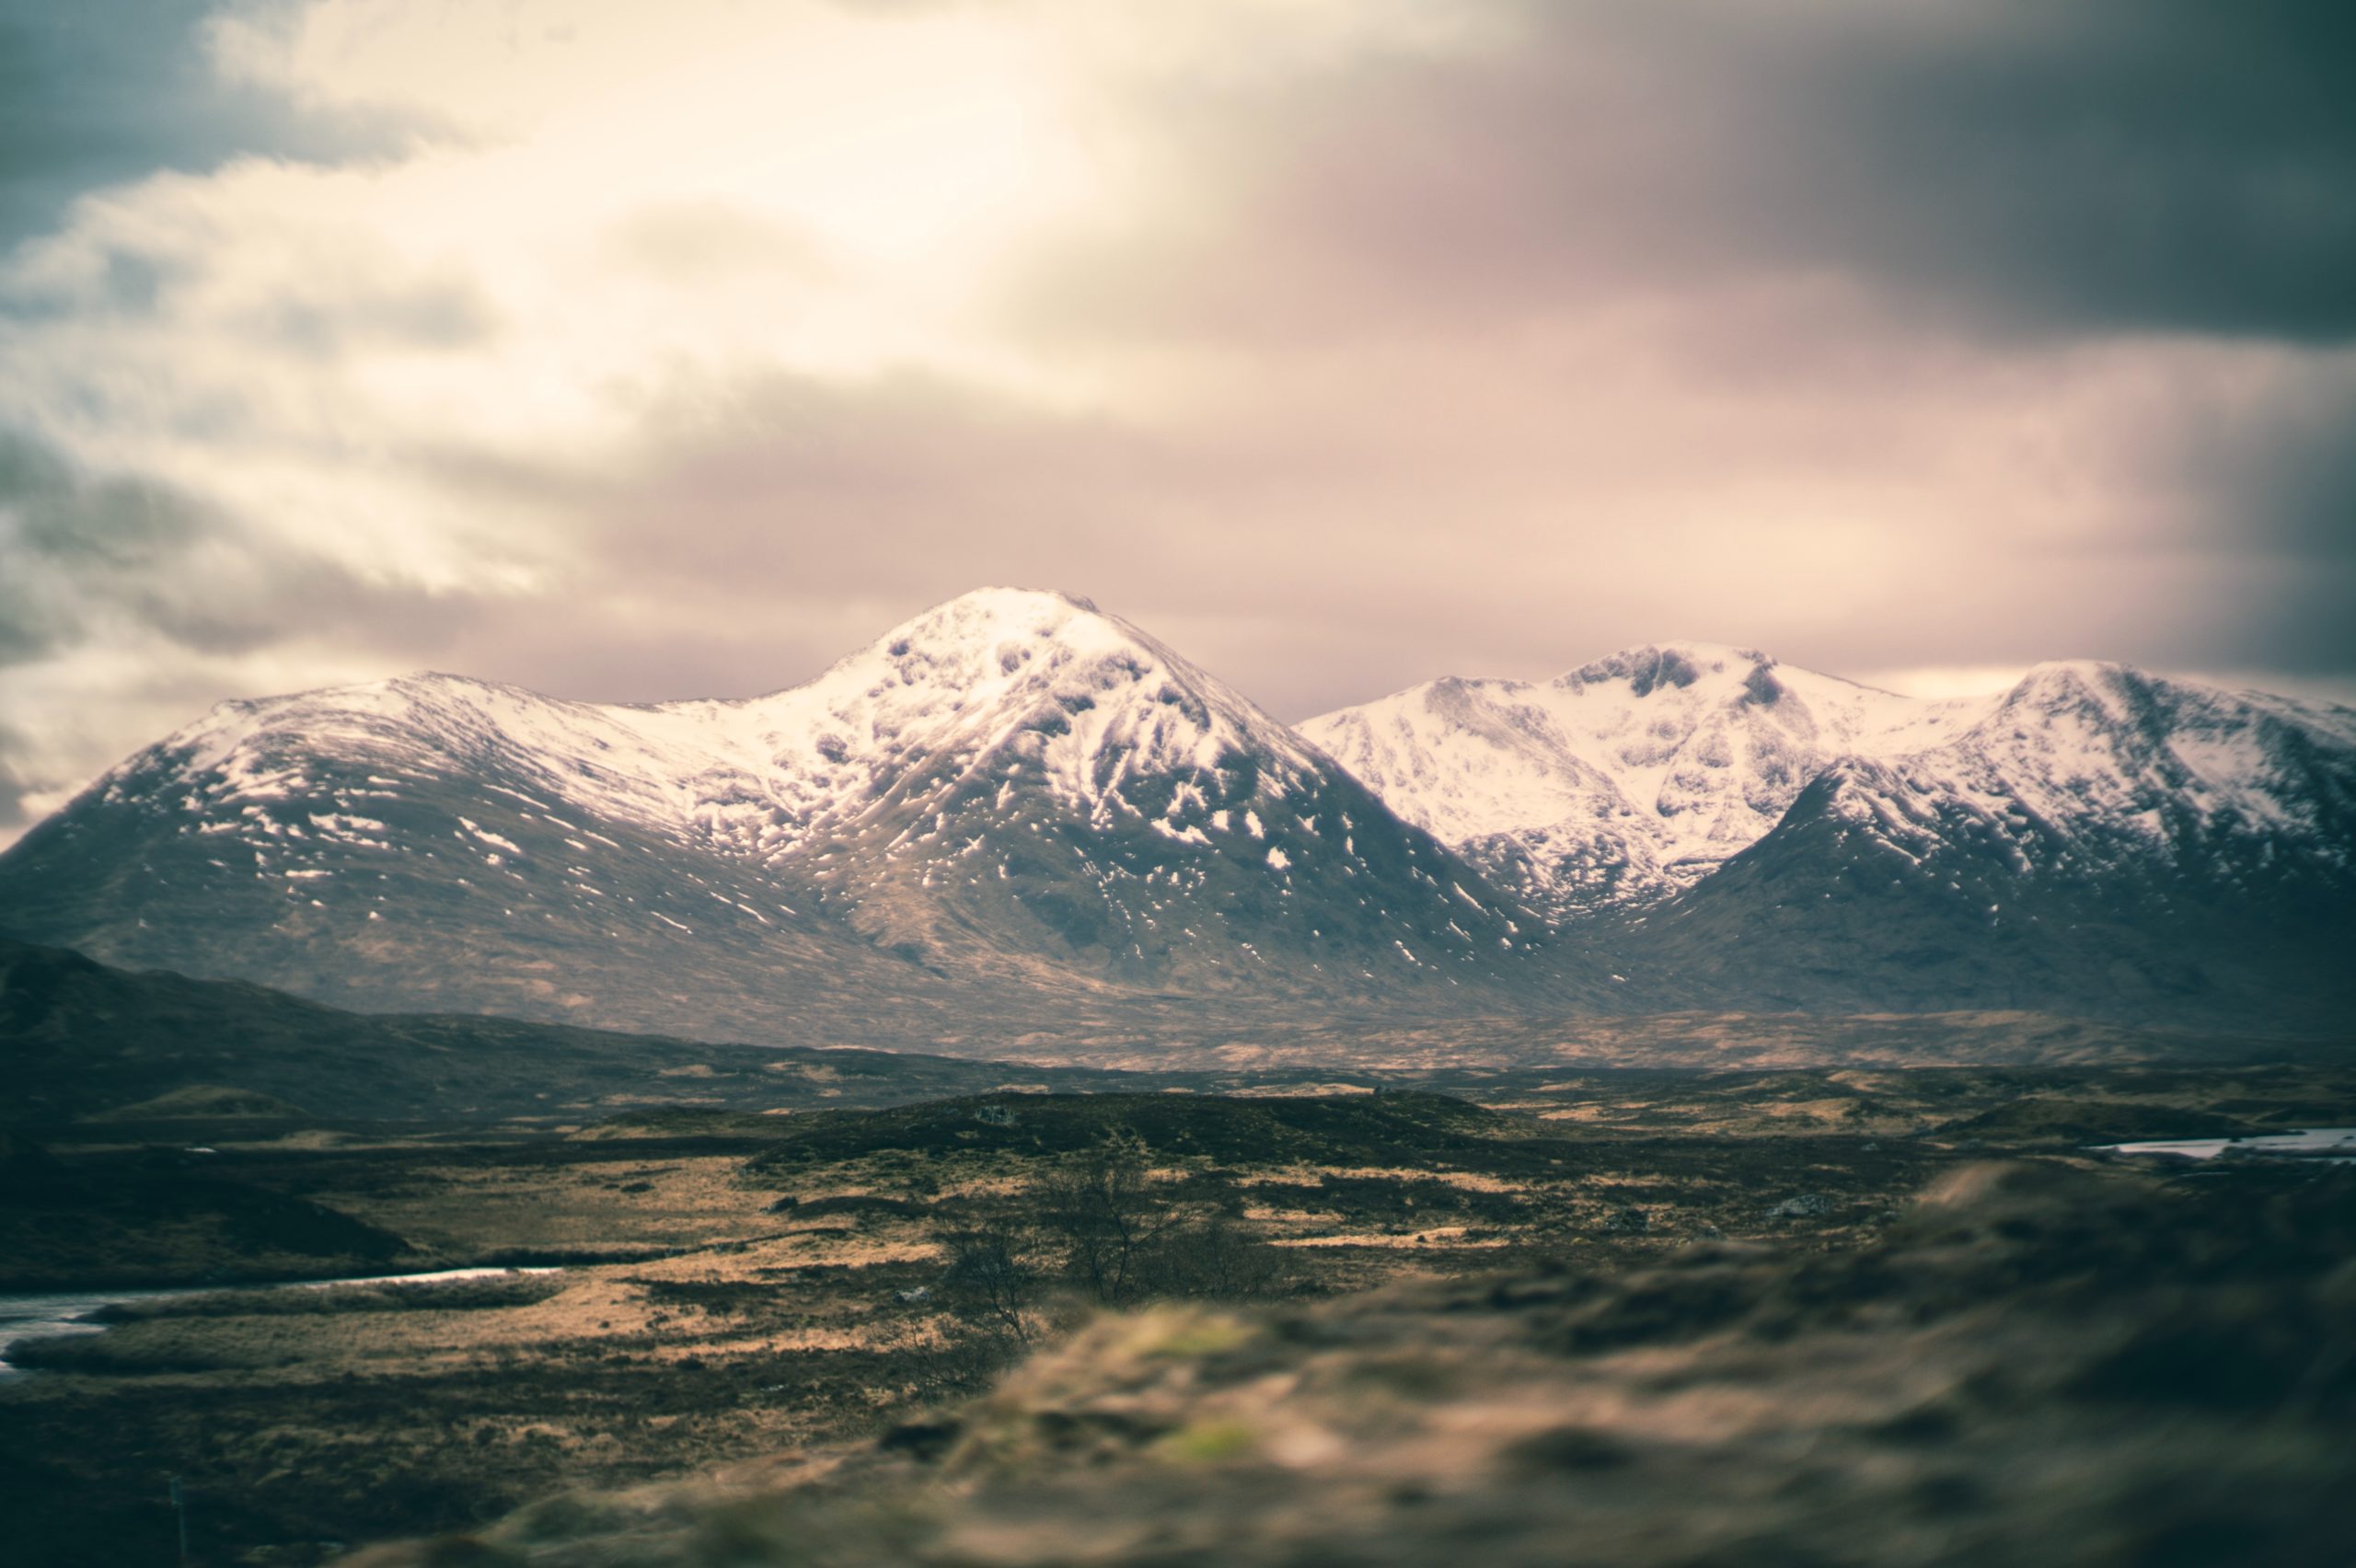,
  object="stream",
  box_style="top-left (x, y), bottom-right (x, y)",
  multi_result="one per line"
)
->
top-left (0, 1265), bottom-right (560, 1378)
top-left (2094, 1126), bottom-right (2356, 1162)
